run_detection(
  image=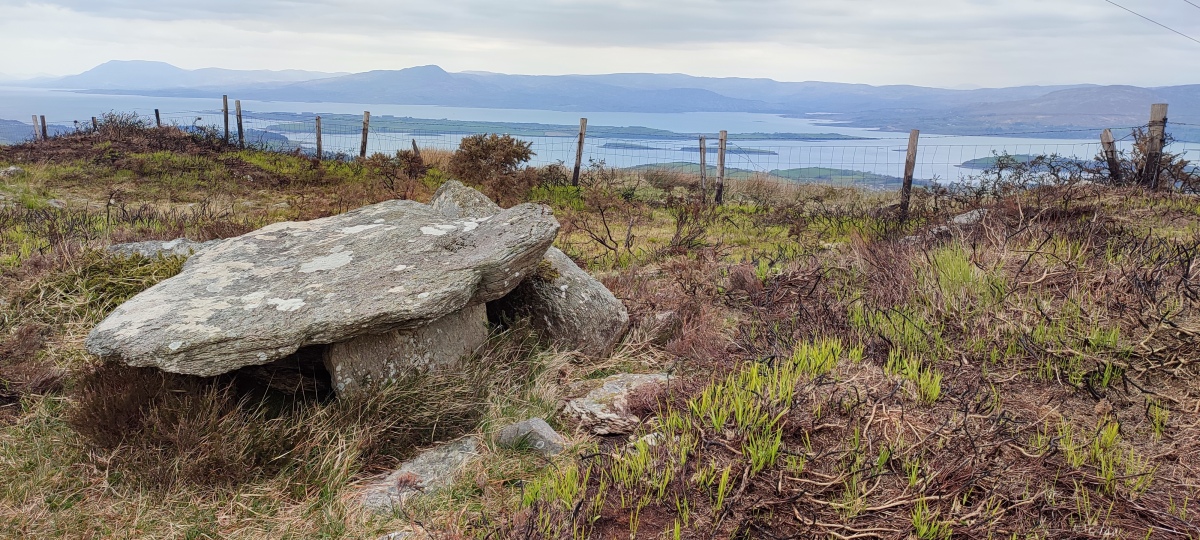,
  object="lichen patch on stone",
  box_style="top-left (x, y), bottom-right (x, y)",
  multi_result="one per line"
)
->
top-left (340, 224), bottom-right (382, 234)
top-left (299, 251), bottom-right (353, 273)
top-left (267, 298), bottom-right (306, 312)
